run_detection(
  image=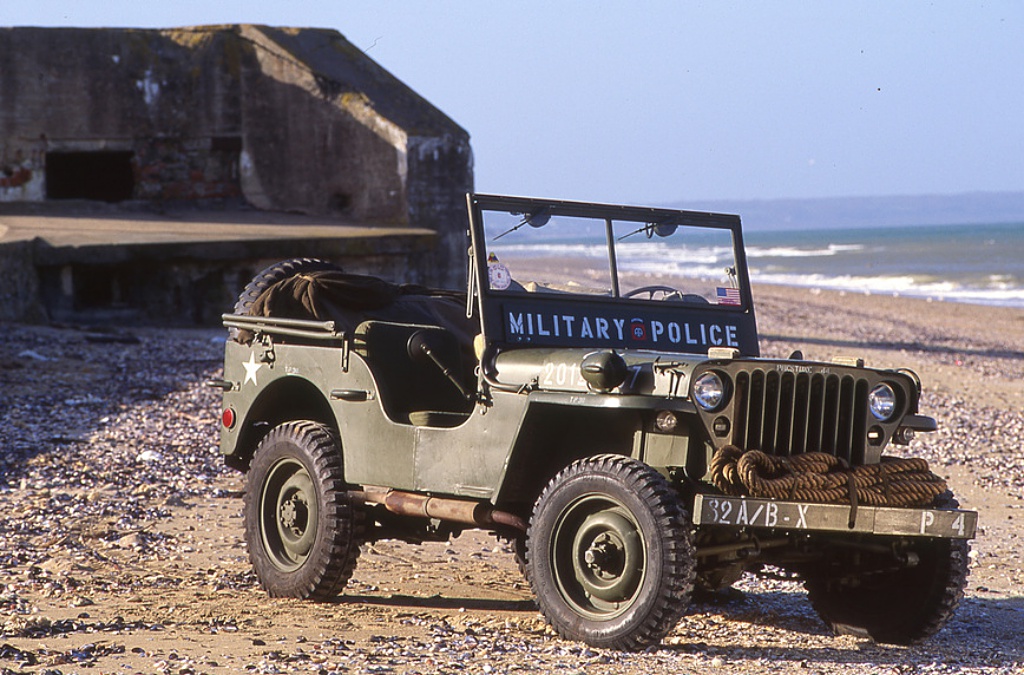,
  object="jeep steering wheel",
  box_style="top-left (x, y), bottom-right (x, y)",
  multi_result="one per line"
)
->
top-left (623, 285), bottom-right (683, 301)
